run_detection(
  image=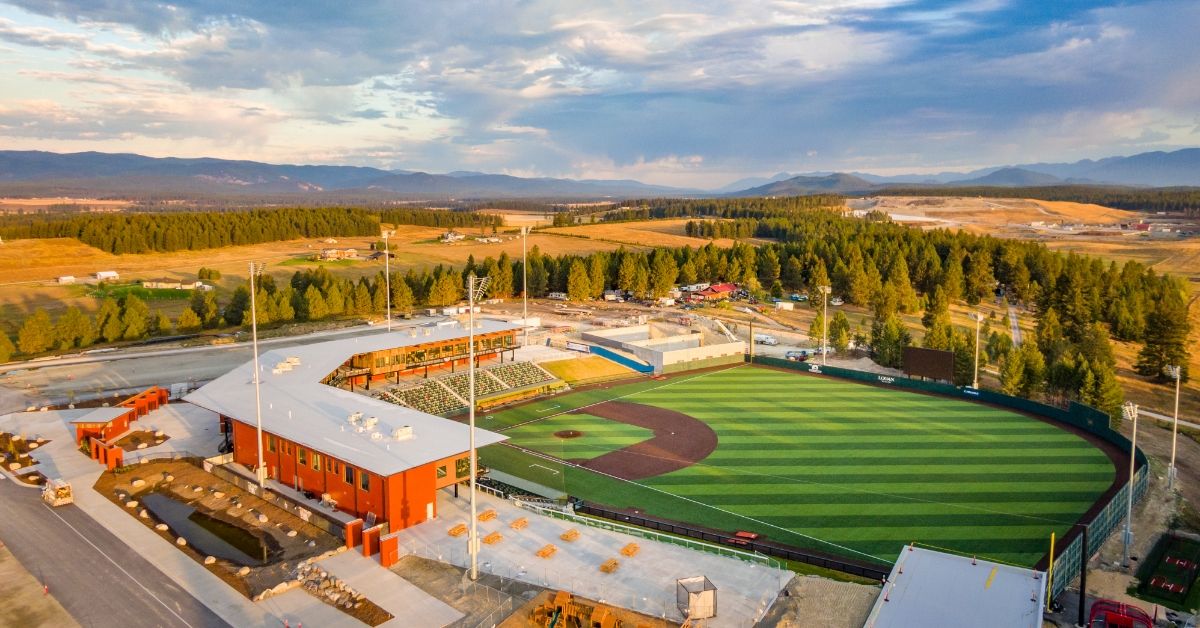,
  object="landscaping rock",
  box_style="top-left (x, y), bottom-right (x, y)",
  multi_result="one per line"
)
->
top-left (204, 556), bottom-right (216, 565)
top-left (155, 523), bottom-right (169, 531)
top-left (237, 566), bottom-right (250, 577)
top-left (306, 540), bottom-right (316, 547)
top-left (28, 442), bottom-right (38, 449)
top-left (125, 500), bottom-right (138, 508)
top-left (286, 530), bottom-right (297, 538)
top-left (139, 509), bottom-right (149, 519)
top-left (131, 478), bottom-right (146, 488)
top-left (192, 486), bottom-right (203, 493)
top-left (8, 462), bottom-right (19, 471)
top-left (257, 513), bottom-right (268, 524)
top-left (164, 474), bottom-right (174, 482)
top-left (176, 537), bottom-right (187, 547)
top-left (212, 491), bottom-right (225, 499)
top-left (117, 492), bottom-right (126, 500)
top-left (154, 431), bottom-right (165, 438)
top-left (139, 458), bottom-right (149, 464)
top-left (136, 443), bottom-right (148, 450)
